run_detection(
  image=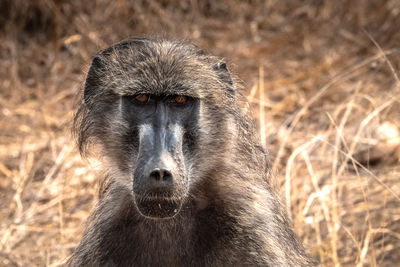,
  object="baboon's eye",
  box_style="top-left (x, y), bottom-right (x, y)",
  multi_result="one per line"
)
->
top-left (175, 95), bottom-right (187, 104)
top-left (135, 94), bottom-right (149, 103)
